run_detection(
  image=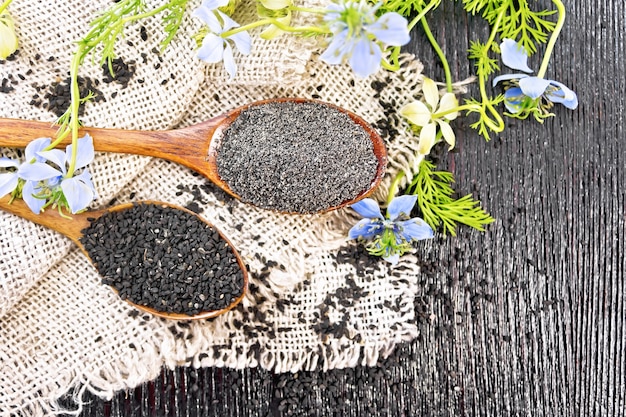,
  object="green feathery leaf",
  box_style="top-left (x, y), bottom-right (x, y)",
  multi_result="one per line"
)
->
top-left (161, 0), bottom-right (189, 51)
top-left (406, 160), bottom-right (495, 236)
